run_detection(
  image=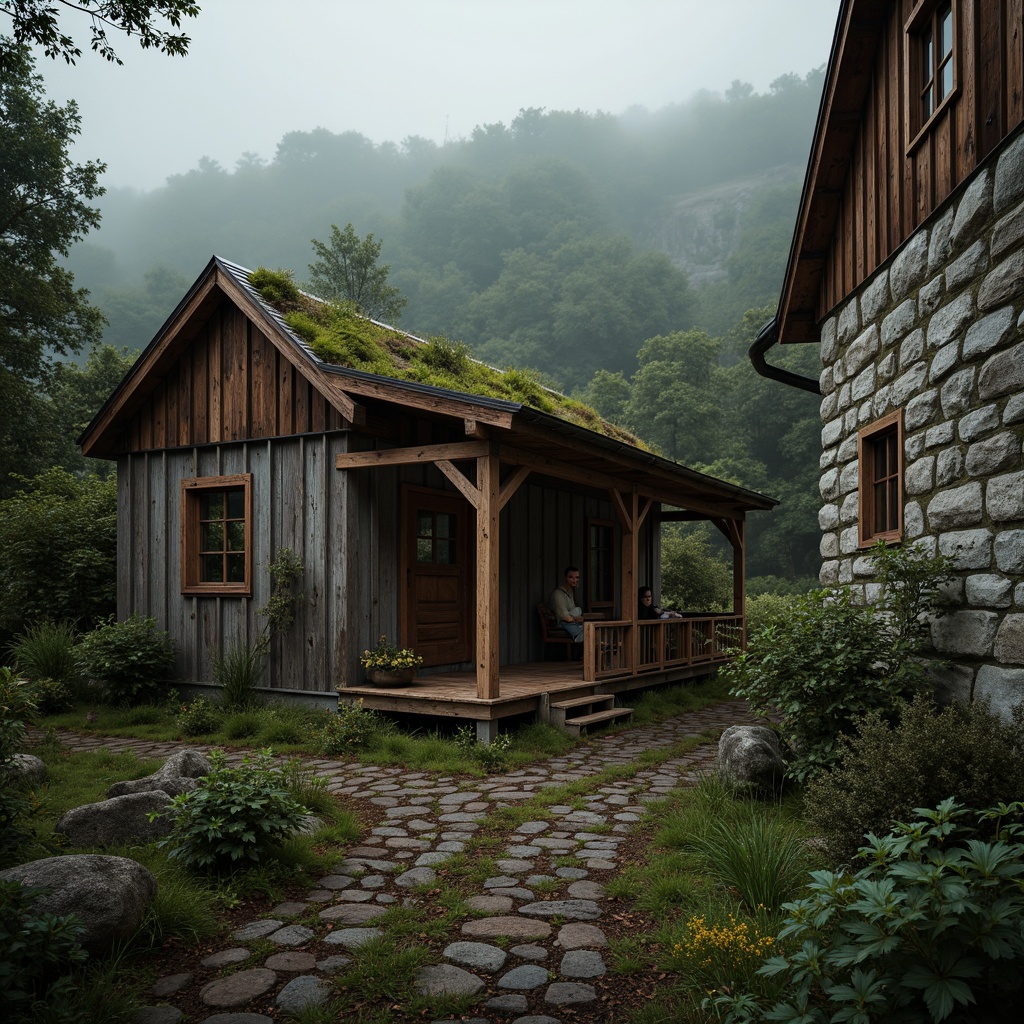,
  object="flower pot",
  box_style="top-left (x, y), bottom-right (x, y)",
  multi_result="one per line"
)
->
top-left (366, 667), bottom-right (417, 687)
